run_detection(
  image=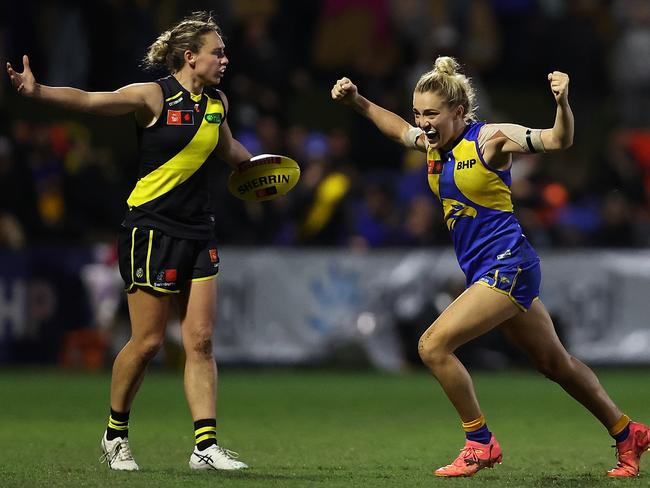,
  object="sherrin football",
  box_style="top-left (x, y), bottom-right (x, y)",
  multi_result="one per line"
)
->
top-left (227, 154), bottom-right (301, 202)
